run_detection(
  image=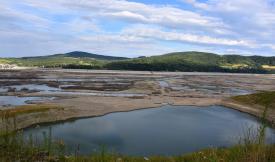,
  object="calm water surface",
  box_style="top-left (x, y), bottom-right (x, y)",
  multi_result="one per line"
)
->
top-left (24, 105), bottom-right (275, 156)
